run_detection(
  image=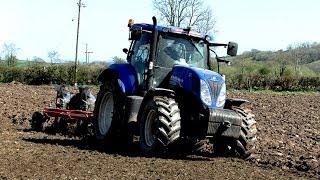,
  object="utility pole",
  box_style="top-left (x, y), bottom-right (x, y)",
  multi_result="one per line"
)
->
top-left (74, 0), bottom-right (86, 85)
top-left (85, 43), bottom-right (93, 64)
